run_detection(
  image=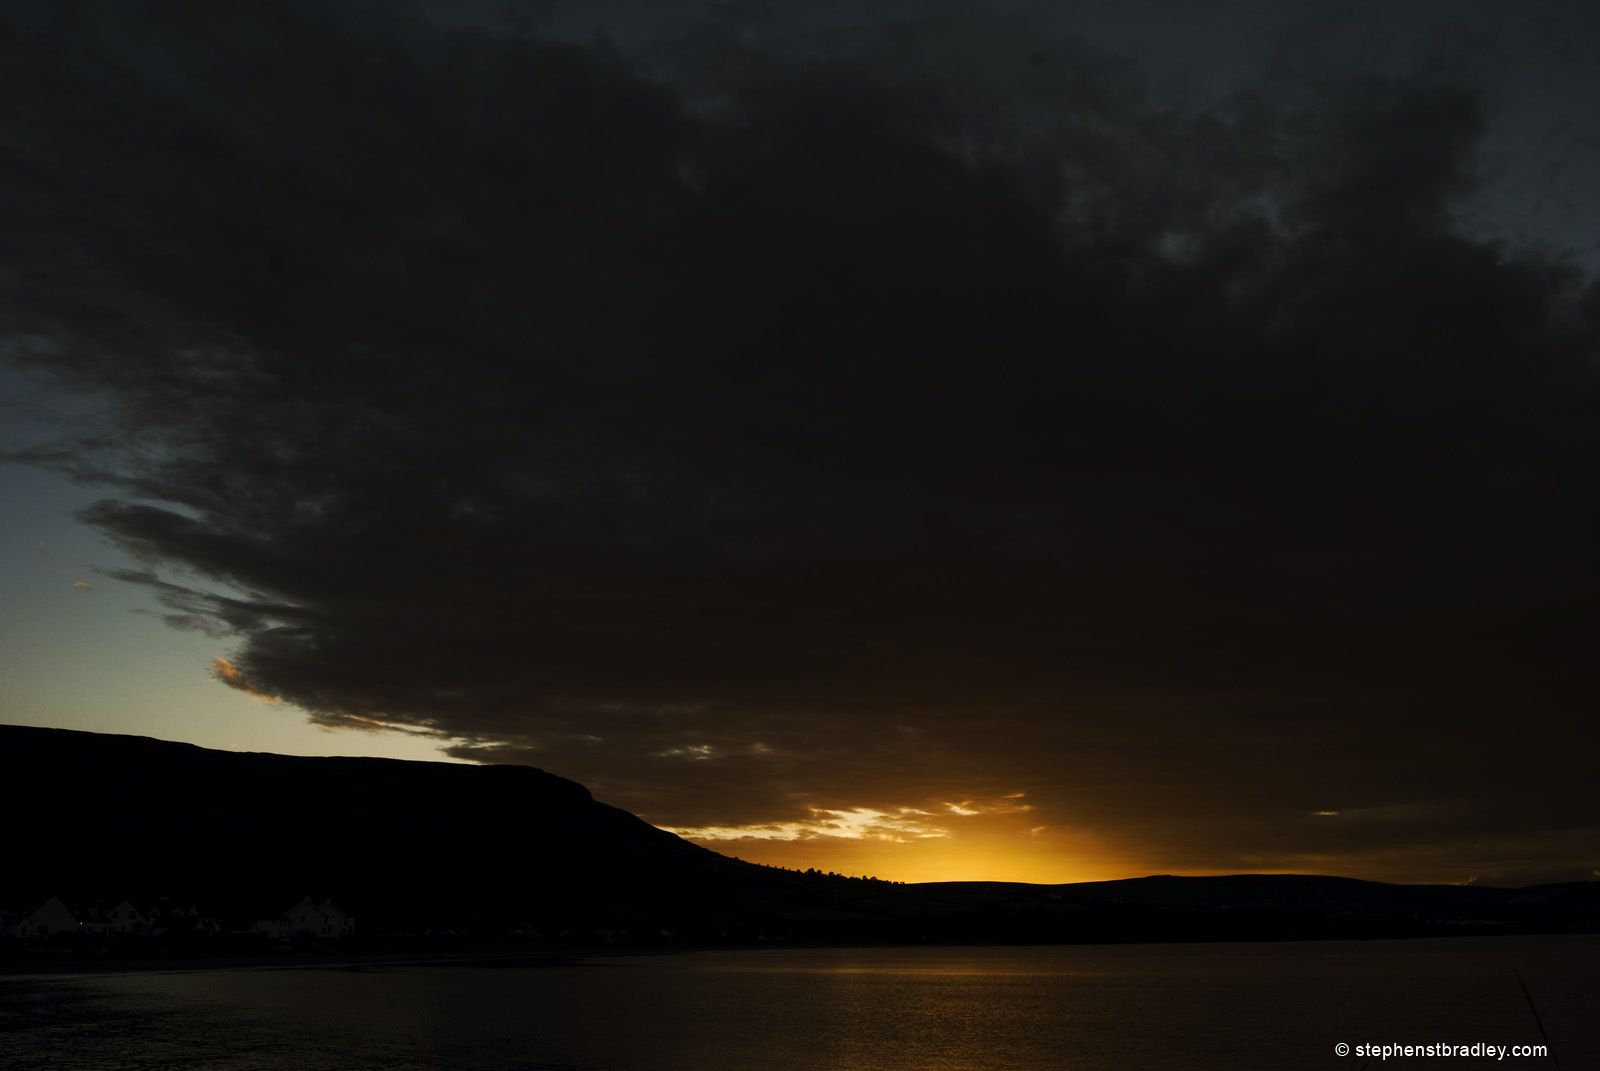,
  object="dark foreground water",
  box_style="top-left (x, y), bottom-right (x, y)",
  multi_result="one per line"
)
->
top-left (3, 936), bottom-right (1596, 1070)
